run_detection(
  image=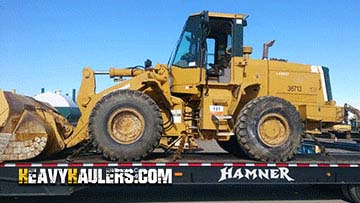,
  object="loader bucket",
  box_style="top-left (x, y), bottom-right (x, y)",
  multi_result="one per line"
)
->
top-left (0, 90), bottom-right (74, 162)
